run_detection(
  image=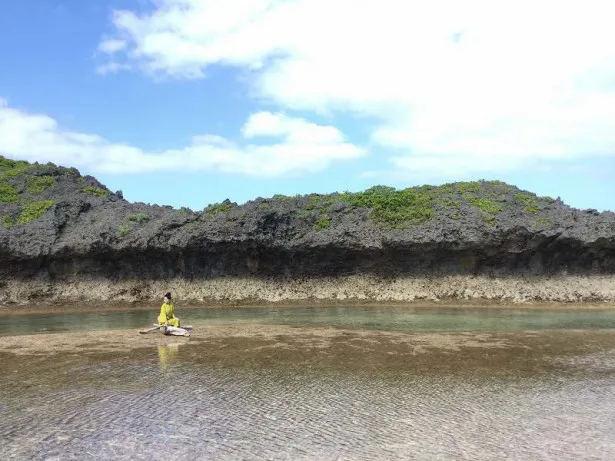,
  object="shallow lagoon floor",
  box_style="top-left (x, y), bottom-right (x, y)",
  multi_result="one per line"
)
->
top-left (2, 309), bottom-right (615, 460)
